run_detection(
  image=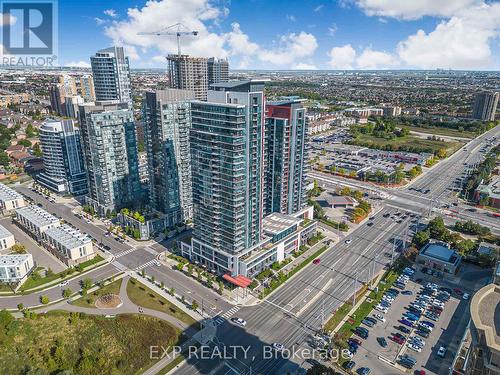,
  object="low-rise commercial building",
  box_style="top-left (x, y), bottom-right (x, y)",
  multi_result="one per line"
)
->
top-left (0, 253), bottom-right (34, 284)
top-left (42, 224), bottom-right (95, 266)
top-left (0, 183), bottom-right (25, 212)
top-left (0, 224), bottom-right (15, 251)
top-left (15, 205), bottom-right (60, 238)
top-left (324, 195), bottom-right (358, 208)
top-left (416, 242), bottom-right (462, 275)
top-left (181, 206), bottom-right (317, 277)
top-left (474, 176), bottom-right (500, 209)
